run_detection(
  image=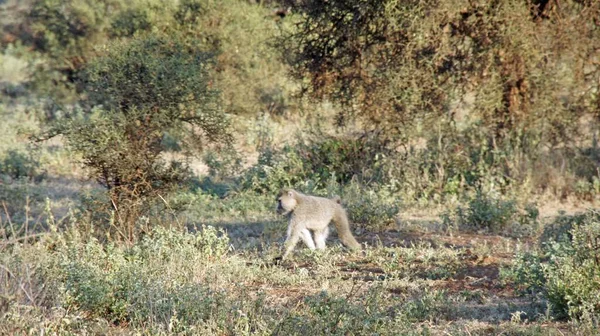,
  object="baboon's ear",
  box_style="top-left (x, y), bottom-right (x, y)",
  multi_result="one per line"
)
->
top-left (288, 191), bottom-right (294, 198)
